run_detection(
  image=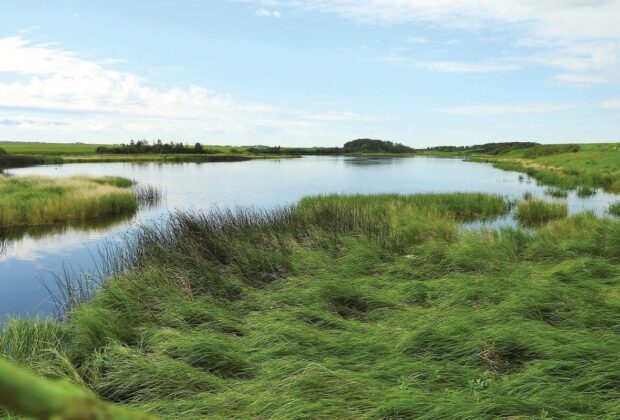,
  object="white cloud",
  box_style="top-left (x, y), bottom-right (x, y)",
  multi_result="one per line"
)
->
top-left (0, 36), bottom-right (379, 143)
top-left (255, 8), bottom-right (282, 18)
top-left (380, 54), bottom-right (519, 73)
top-left (418, 61), bottom-right (519, 73)
top-left (407, 36), bottom-right (428, 44)
top-left (438, 103), bottom-right (578, 115)
top-left (248, 0), bottom-right (620, 84)
top-left (601, 98), bottom-right (620, 109)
